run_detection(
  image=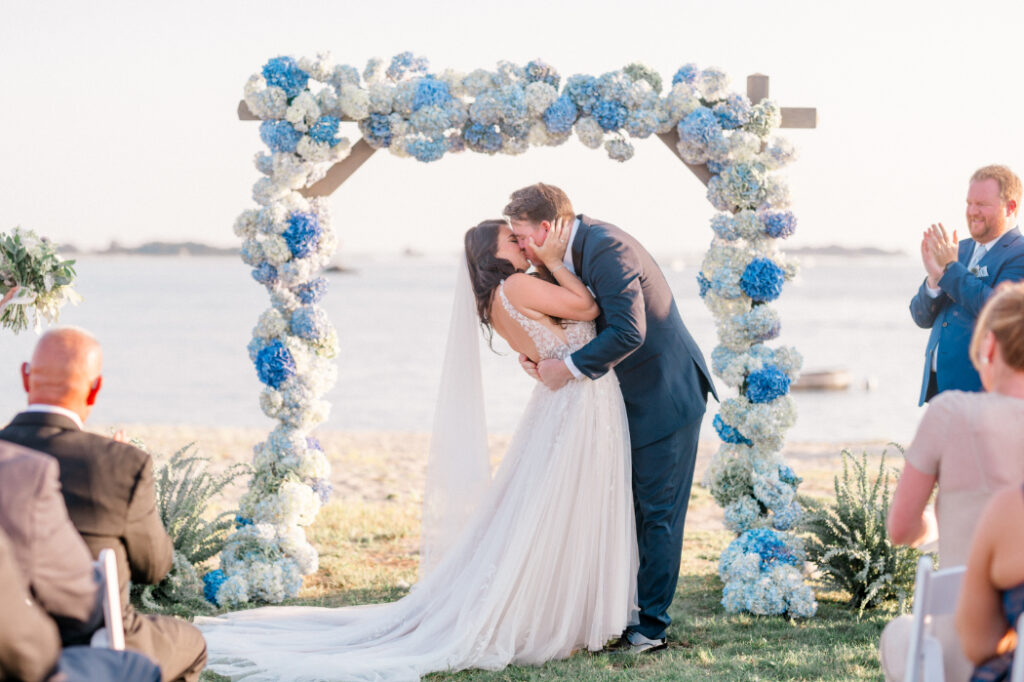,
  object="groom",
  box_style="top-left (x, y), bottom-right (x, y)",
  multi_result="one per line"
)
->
top-left (505, 183), bottom-right (716, 653)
